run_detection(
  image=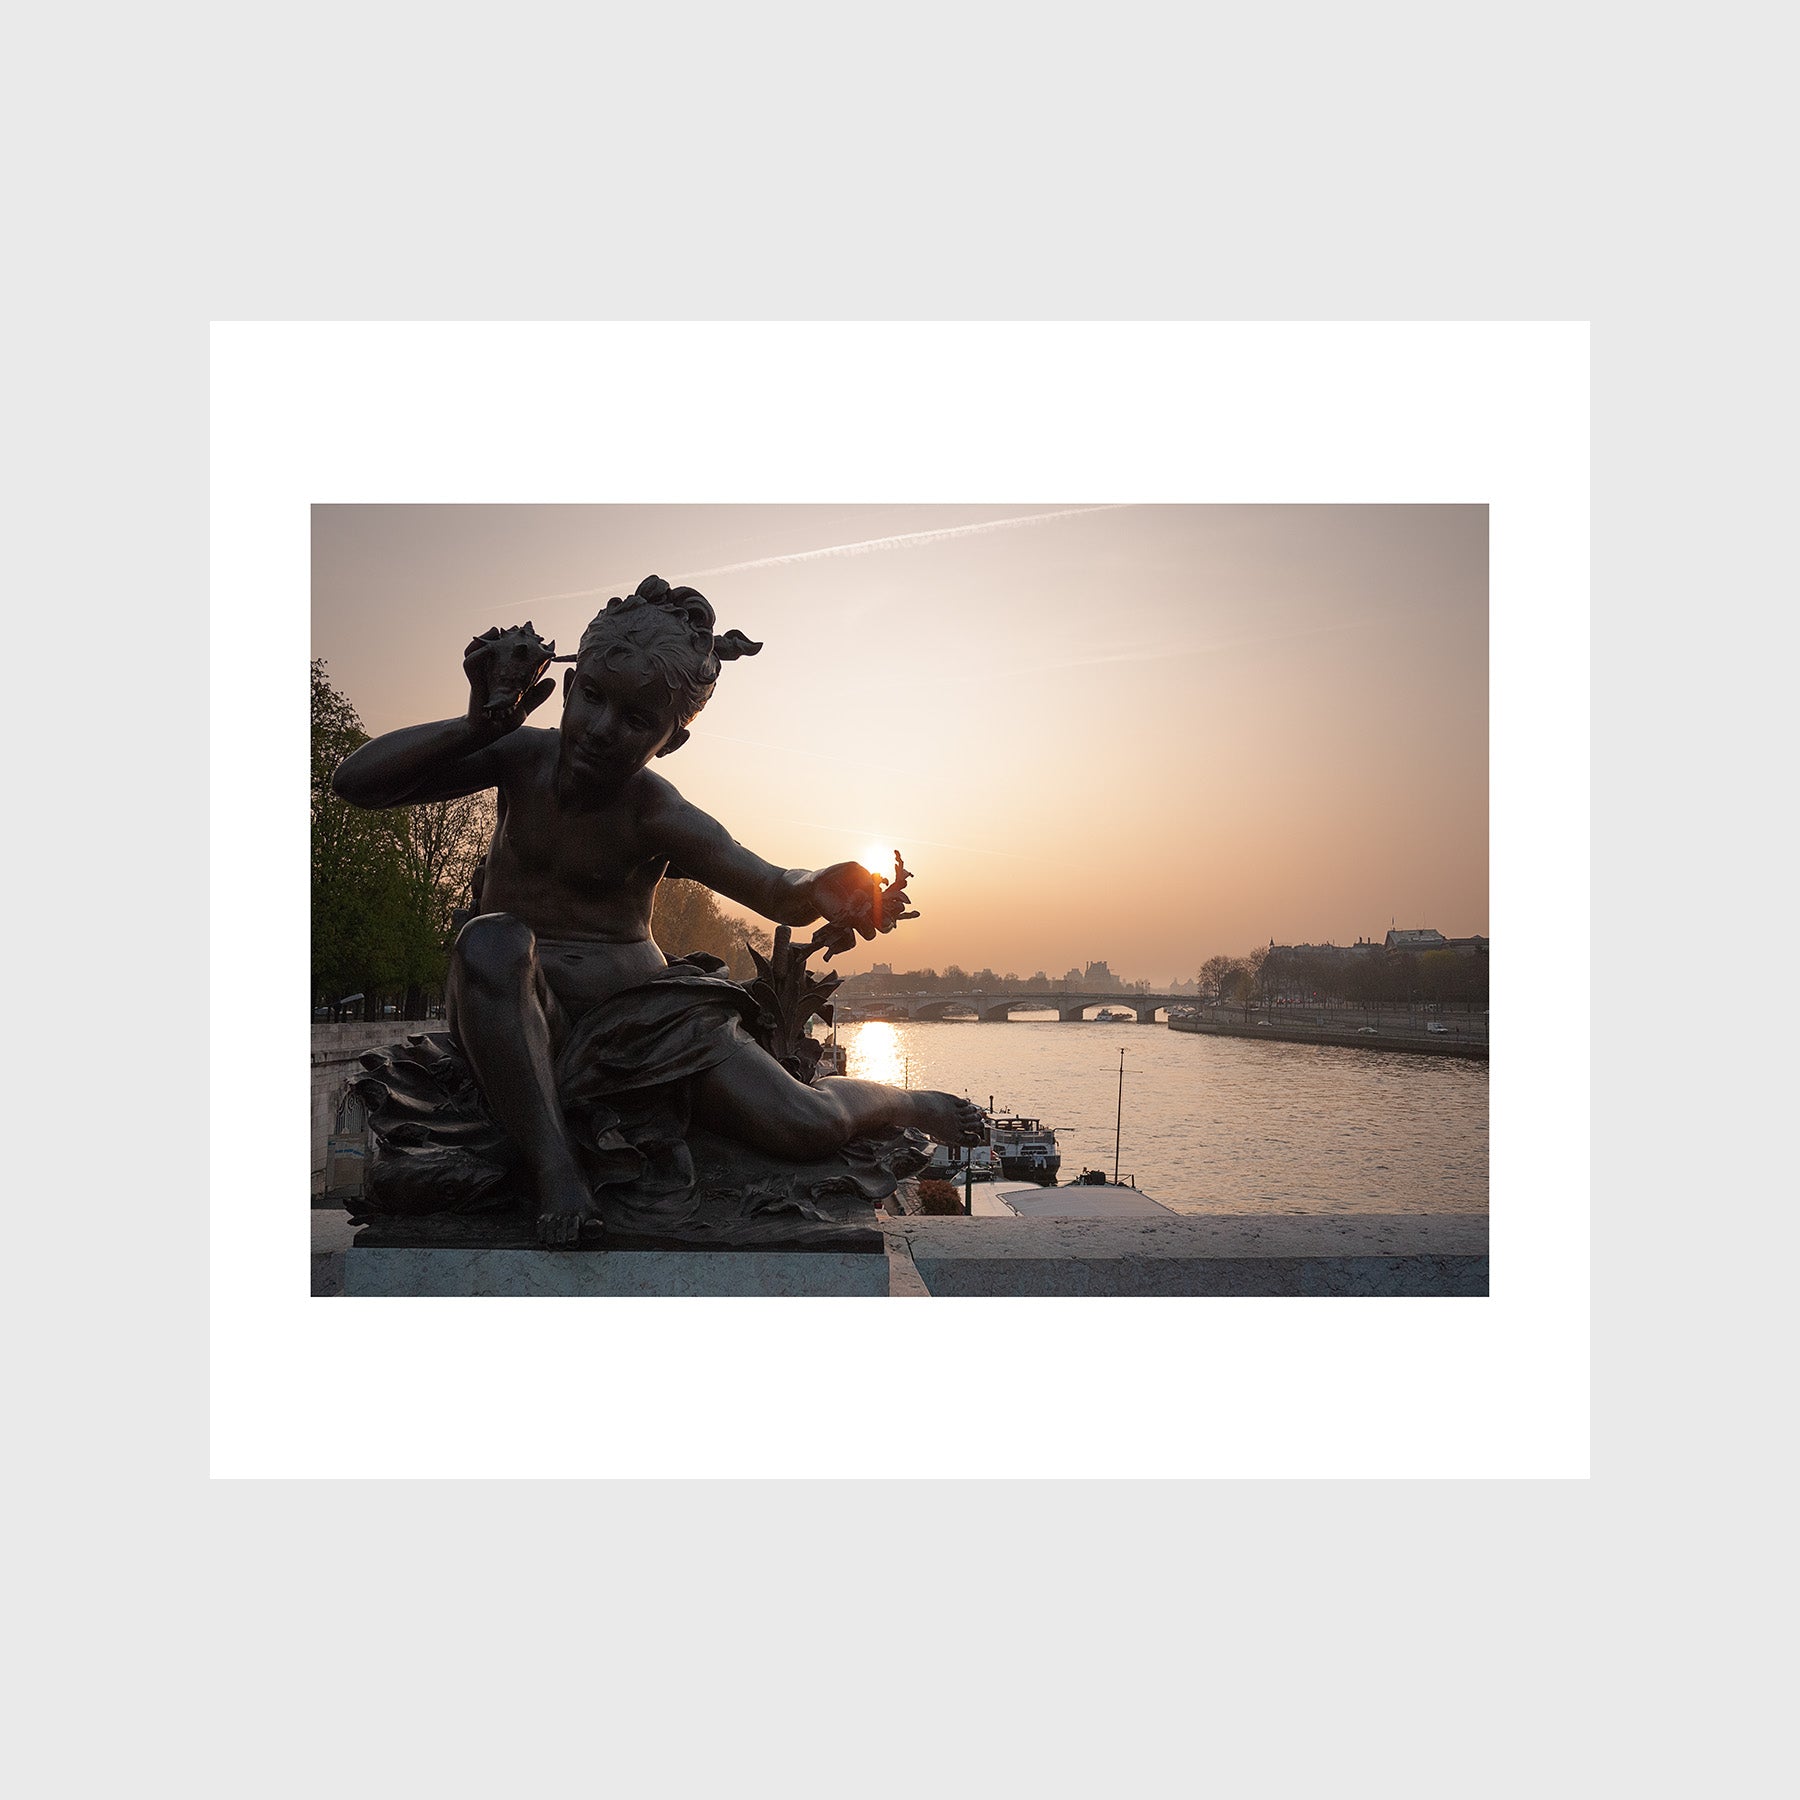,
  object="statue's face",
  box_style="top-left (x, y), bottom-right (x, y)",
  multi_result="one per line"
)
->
top-left (559, 652), bottom-right (685, 792)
